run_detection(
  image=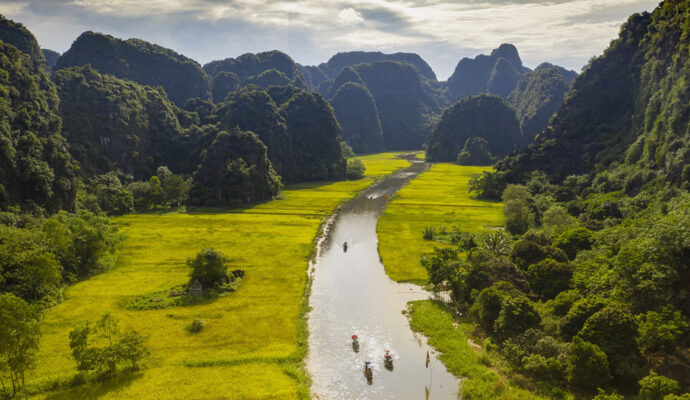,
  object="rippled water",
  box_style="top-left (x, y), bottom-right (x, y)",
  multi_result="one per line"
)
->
top-left (307, 157), bottom-right (460, 399)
